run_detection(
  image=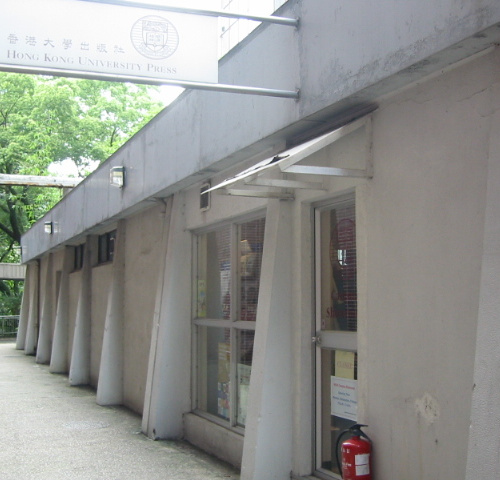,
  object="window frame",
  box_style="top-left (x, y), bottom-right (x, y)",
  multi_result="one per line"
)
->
top-left (73, 243), bottom-right (85, 271)
top-left (191, 211), bottom-right (265, 433)
top-left (97, 230), bottom-right (116, 265)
